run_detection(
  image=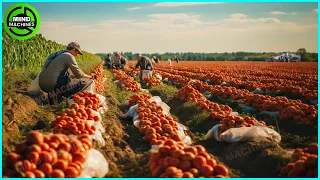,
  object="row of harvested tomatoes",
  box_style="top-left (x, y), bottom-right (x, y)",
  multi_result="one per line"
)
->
top-left (127, 94), bottom-right (229, 178)
top-left (176, 85), bottom-right (233, 120)
top-left (111, 69), bottom-right (142, 92)
top-left (242, 94), bottom-right (317, 124)
top-left (3, 131), bottom-right (93, 178)
top-left (133, 95), bottom-right (183, 146)
top-left (155, 67), bottom-right (317, 101)
top-left (149, 140), bottom-right (229, 178)
top-left (154, 70), bottom-right (318, 125)
top-left (280, 143), bottom-right (318, 177)
top-left (142, 77), bottom-right (163, 87)
top-left (92, 63), bottom-right (106, 93)
top-left (154, 63), bottom-right (317, 85)
top-left (51, 91), bottom-right (103, 135)
top-left (175, 85), bottom-right (271, 134)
